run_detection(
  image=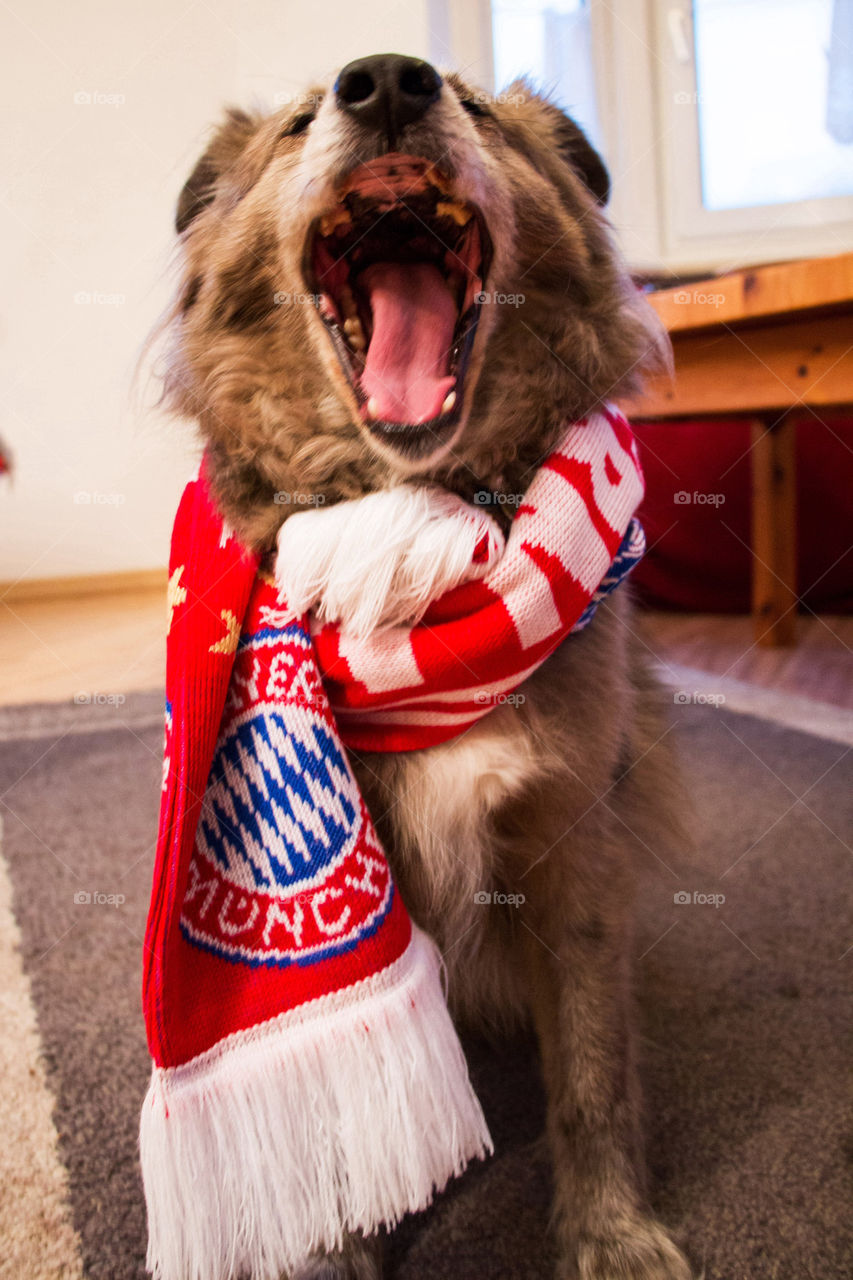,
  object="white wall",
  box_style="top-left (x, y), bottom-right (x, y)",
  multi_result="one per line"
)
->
top-left (1, 0), bottom-right (472, 584)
